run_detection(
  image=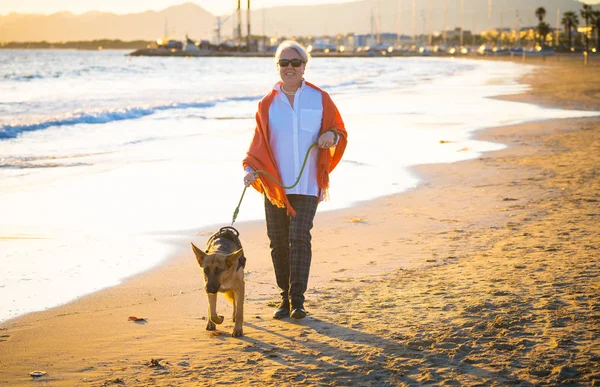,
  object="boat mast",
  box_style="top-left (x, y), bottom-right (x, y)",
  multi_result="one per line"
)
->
top-left (237, 0), bottom-right (242, 46)
top-left (247, 0), bottom-right (251, 50)
top-left (397, 0), bottom-right (402, 46)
